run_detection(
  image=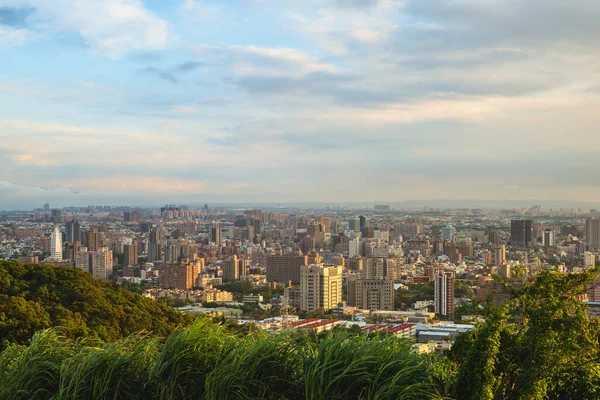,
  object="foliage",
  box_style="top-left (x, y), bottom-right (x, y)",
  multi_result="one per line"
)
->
top-left (0, 260), bottom-right (192, 349)
top-left (395, 282), bottom-right (434, 309)
top-left (453, 269), bottom-right (600, 400)
top-left (303, 331), bottom-right (436, 400)
top-left (0, 319), bottom-right (439, 400)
